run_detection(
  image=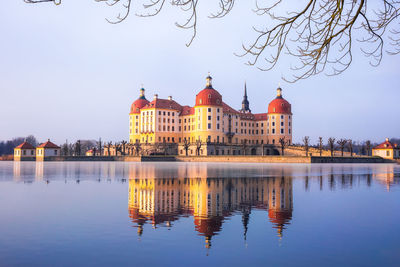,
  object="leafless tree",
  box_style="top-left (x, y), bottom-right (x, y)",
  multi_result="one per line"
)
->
top-left (365, 140), bottom-right (371, 156)
top-left (348, 139), bottom-right (353, 157)
top-left (279, 137), bottom-right (289, 156)
top-left (195, 139), bottom-right (202, 156)
top-left (337, 139), bottom-right (347, 156)
top-left (134, 141), bottom-right (141, 156)
top-left (121, 140), bottom-right (127, 155)
top-left (241, 140), bottom-right (248, 156)
top-left (183, 138), bottom-right (190, 156)
top-left (318, 137), bottom-right (323, 156)
top-left (106, 141), bottom-right (112, 156)
top-left (328, 137), bottom-right (335, 157)
top-left (25, 0), bottom-right (400, 82)
top-left (97, 138), bottom-right (102, 156)
top-left (303, 136), bottom-right (310, 156)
